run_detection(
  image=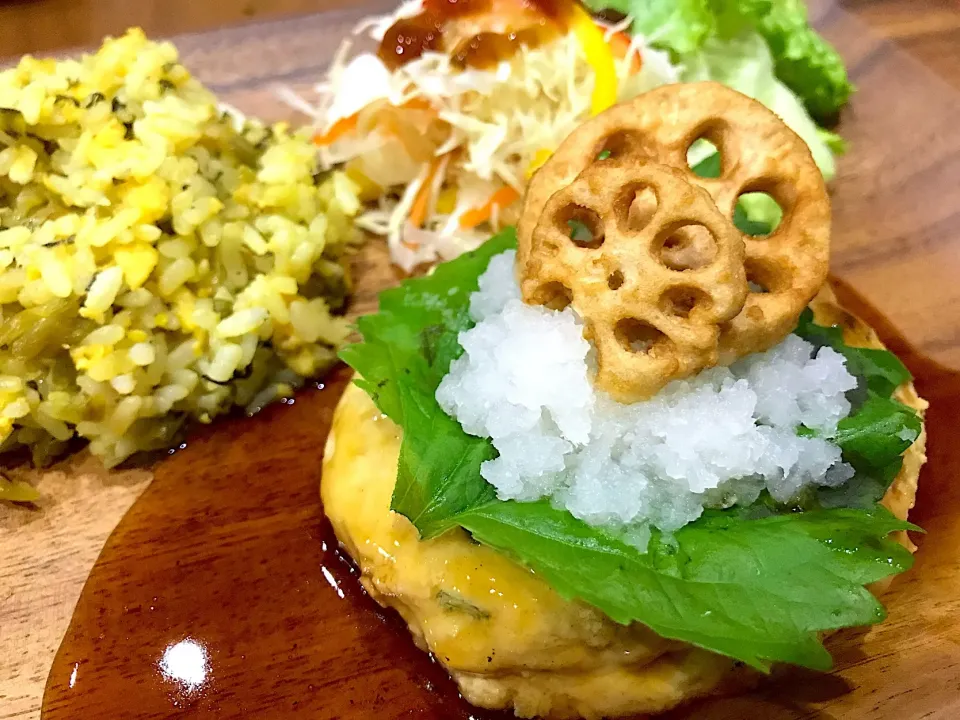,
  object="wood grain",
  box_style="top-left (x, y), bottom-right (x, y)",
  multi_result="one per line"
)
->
top-left (0, 0), bottom-right (958, 718)
top-left (0, 0), bottom-right (361, 58)
top-left (0, 459), bottom-right (151, 720)
top-left (842, 0), bottom-right (960, 91)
